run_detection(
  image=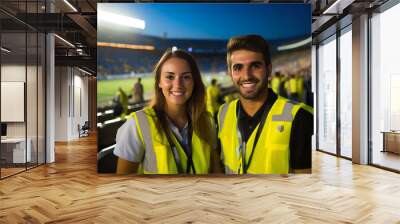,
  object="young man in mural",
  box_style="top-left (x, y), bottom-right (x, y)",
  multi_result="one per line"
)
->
top-left (218, 34), bottom-right (313, 174)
